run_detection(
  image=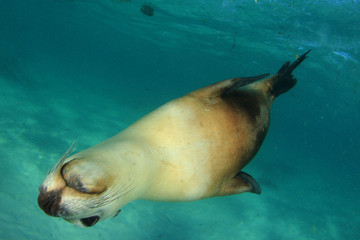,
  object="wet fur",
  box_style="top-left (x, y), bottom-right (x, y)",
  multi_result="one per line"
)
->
top-left (38, 51), bottom-right (310, 226)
